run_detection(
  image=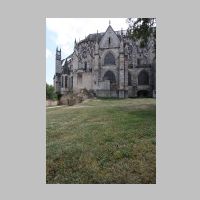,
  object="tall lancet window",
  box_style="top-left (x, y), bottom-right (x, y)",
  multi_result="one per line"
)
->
top-left (108, 37), bottom-right (111, 45)
top-left (65, 76), bottom-right (68, 88)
